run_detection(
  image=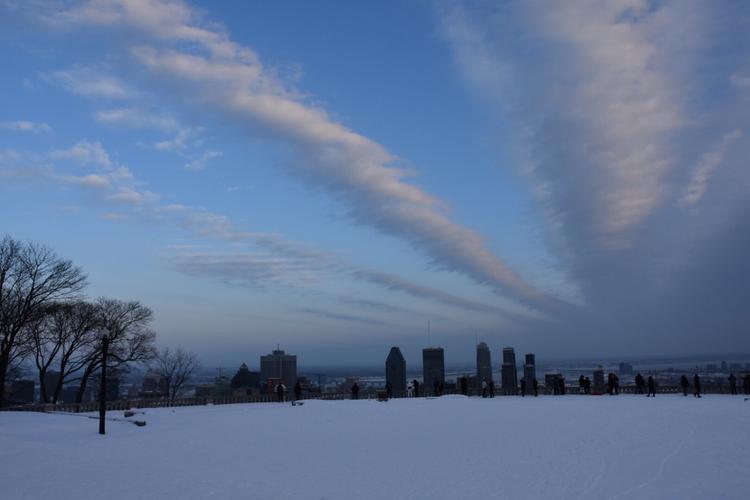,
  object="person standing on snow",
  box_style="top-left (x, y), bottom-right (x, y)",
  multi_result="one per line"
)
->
top-left (635, 373), bottom-right (644, 394)
top-left (294, 381), bottom-right (302, 401)
top-left (276, 382), bottom-right (286, 403)
top-left (460, 376), bottom-right (468, 396)
top-left (693, 373), bottom-right (702, 398)
top-left (647, 375), bottom-right (656, 397)
top-left (488, 379), bottom-right (495, 398)
top-left (728, 374), bottom-right (737, 395)
top-left (481, 378), bottom-right (488, 398)
top-left (385, 381), bottom-right (393, 399)
top-left (520, 378), bottom-right (527, 397)
top-left (351, 382), bottom-right (360, 400)
top-left (413, 379), bottom-right (420, 398)
top-left (680, 375), bottom-right (689, 397)
top-left (533, 378), bottom-right (539, 397)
